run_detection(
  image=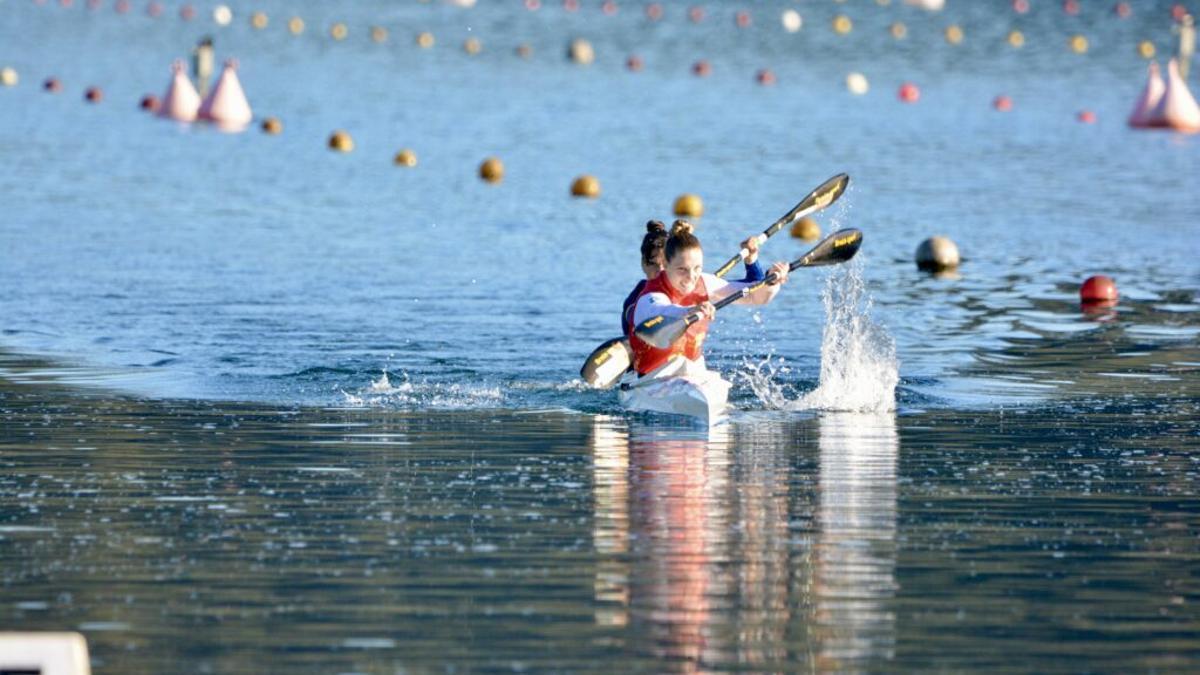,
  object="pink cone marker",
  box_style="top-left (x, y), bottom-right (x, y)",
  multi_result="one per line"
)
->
top-left (1150, 58), bottom-right (1200, 133)
top-left (198, 59), bottom-right (252, 131)
top-left (1127, 61), bottom-right (1164, 128)
top-left (159, 59), bottom-right (201, 122)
